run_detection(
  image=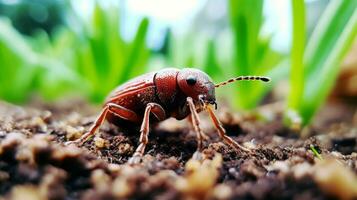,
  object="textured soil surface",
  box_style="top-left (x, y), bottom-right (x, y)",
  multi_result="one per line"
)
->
top-left (0, 99), bottom-right (356, 200)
